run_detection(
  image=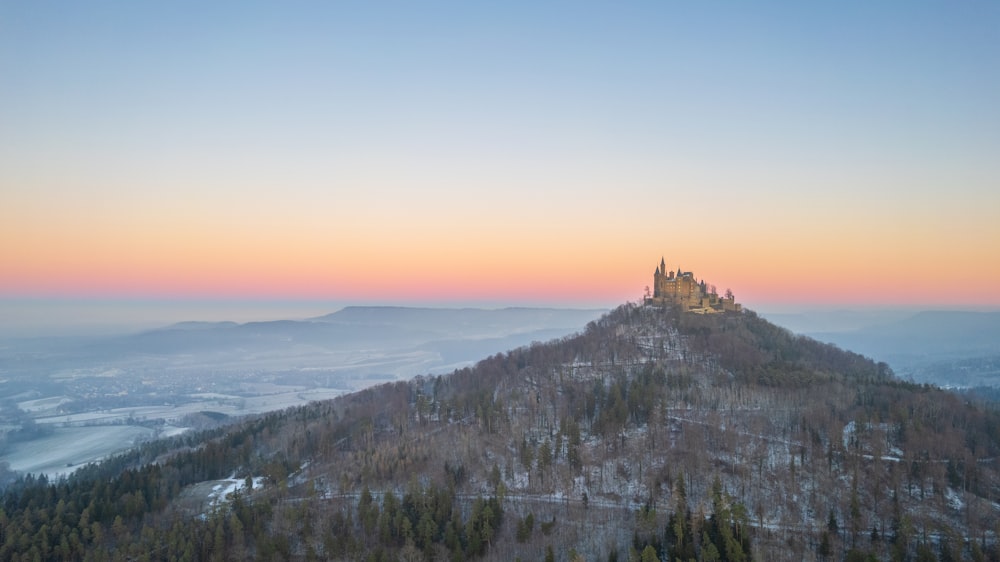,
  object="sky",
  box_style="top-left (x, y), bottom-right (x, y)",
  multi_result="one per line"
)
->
top-left (2, 1), bottom-right (999, 331)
